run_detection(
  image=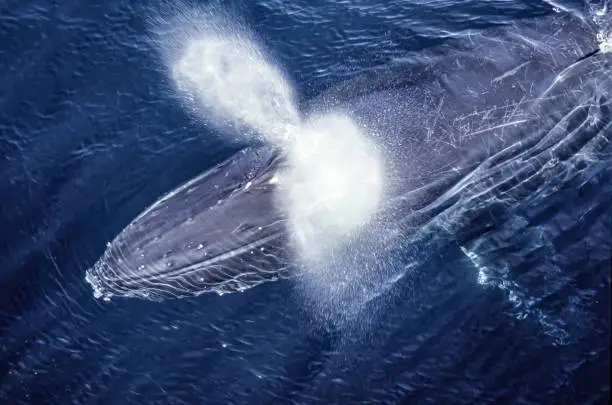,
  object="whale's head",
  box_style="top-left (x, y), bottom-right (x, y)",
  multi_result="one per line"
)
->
top-left (86, 146), bottom-right (291, 300)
